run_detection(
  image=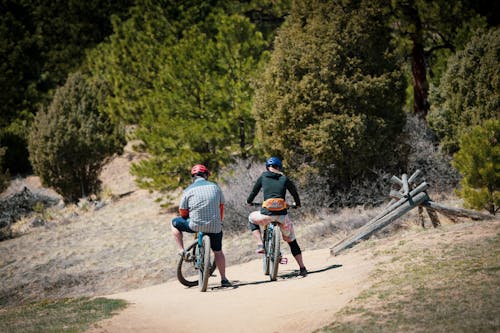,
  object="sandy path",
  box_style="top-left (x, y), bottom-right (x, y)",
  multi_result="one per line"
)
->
top-left (87, 247), bottom-right (378, 333)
